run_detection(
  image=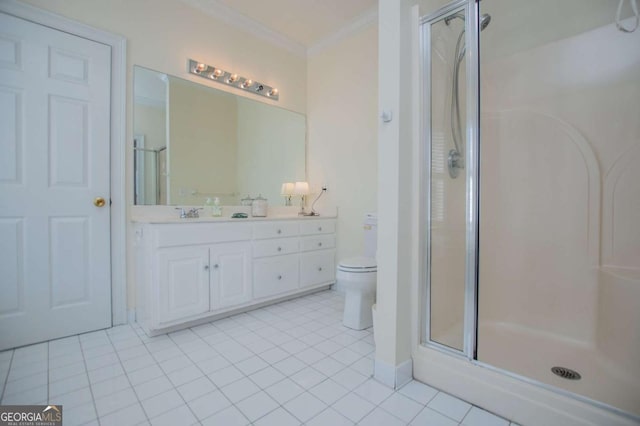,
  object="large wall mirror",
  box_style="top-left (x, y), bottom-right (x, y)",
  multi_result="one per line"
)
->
top-left (133, 66), bottom-right (306, 206)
